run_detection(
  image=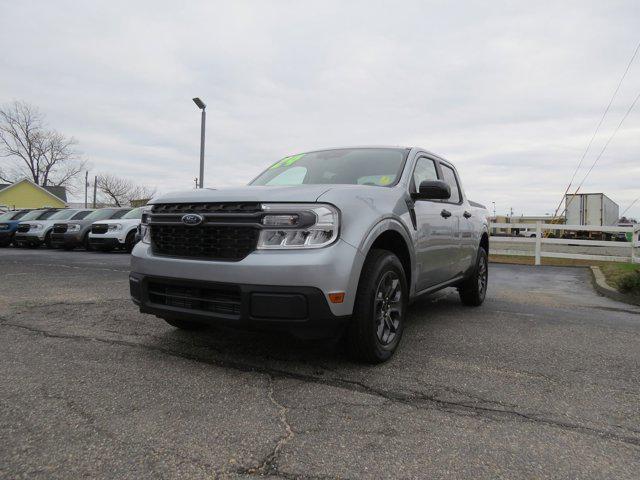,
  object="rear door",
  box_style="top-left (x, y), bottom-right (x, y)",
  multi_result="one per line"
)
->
top-left (436, 162), bottom-right (465, 278)
top-left (410, 156), bottom-right (458, 290)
